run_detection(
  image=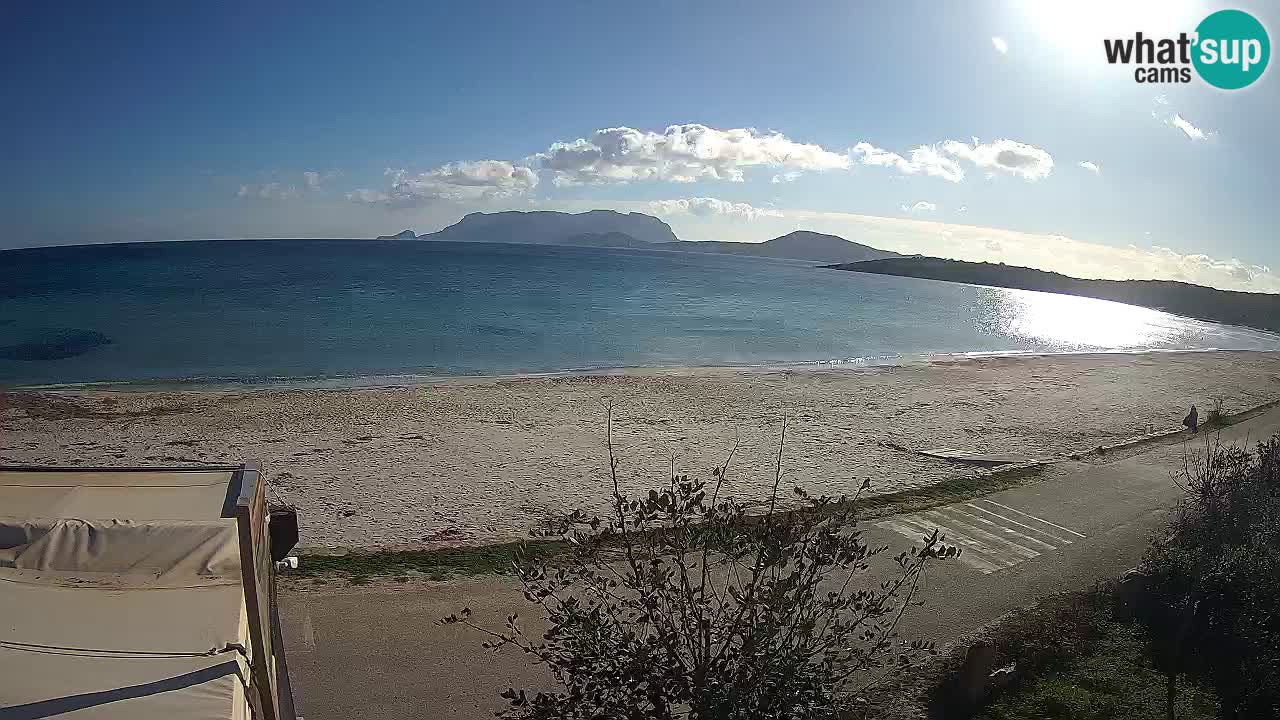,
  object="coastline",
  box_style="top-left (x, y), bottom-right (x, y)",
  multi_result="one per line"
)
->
top-left (5, 350), bottom-right (1280, 551)
top-left (9, 346), bottom-right (1278, 393)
